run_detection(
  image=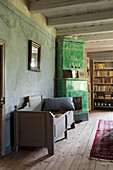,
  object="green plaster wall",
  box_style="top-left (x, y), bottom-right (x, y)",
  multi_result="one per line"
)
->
top-left (0, 0), bottom-right (55, 150)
